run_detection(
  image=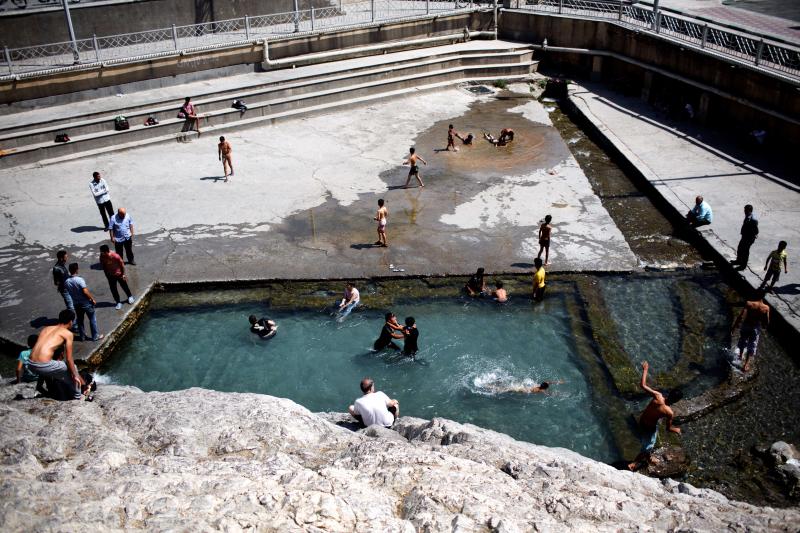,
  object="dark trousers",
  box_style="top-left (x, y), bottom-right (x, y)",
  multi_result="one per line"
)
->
top-left (97, 200), bottom-right (114, 228)
top-left (106, 274), bottom-right (132, 303)
top-left (735, 237), bottom-right (756, 266)
top-left (114, 238), bottom-right (134, 264)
